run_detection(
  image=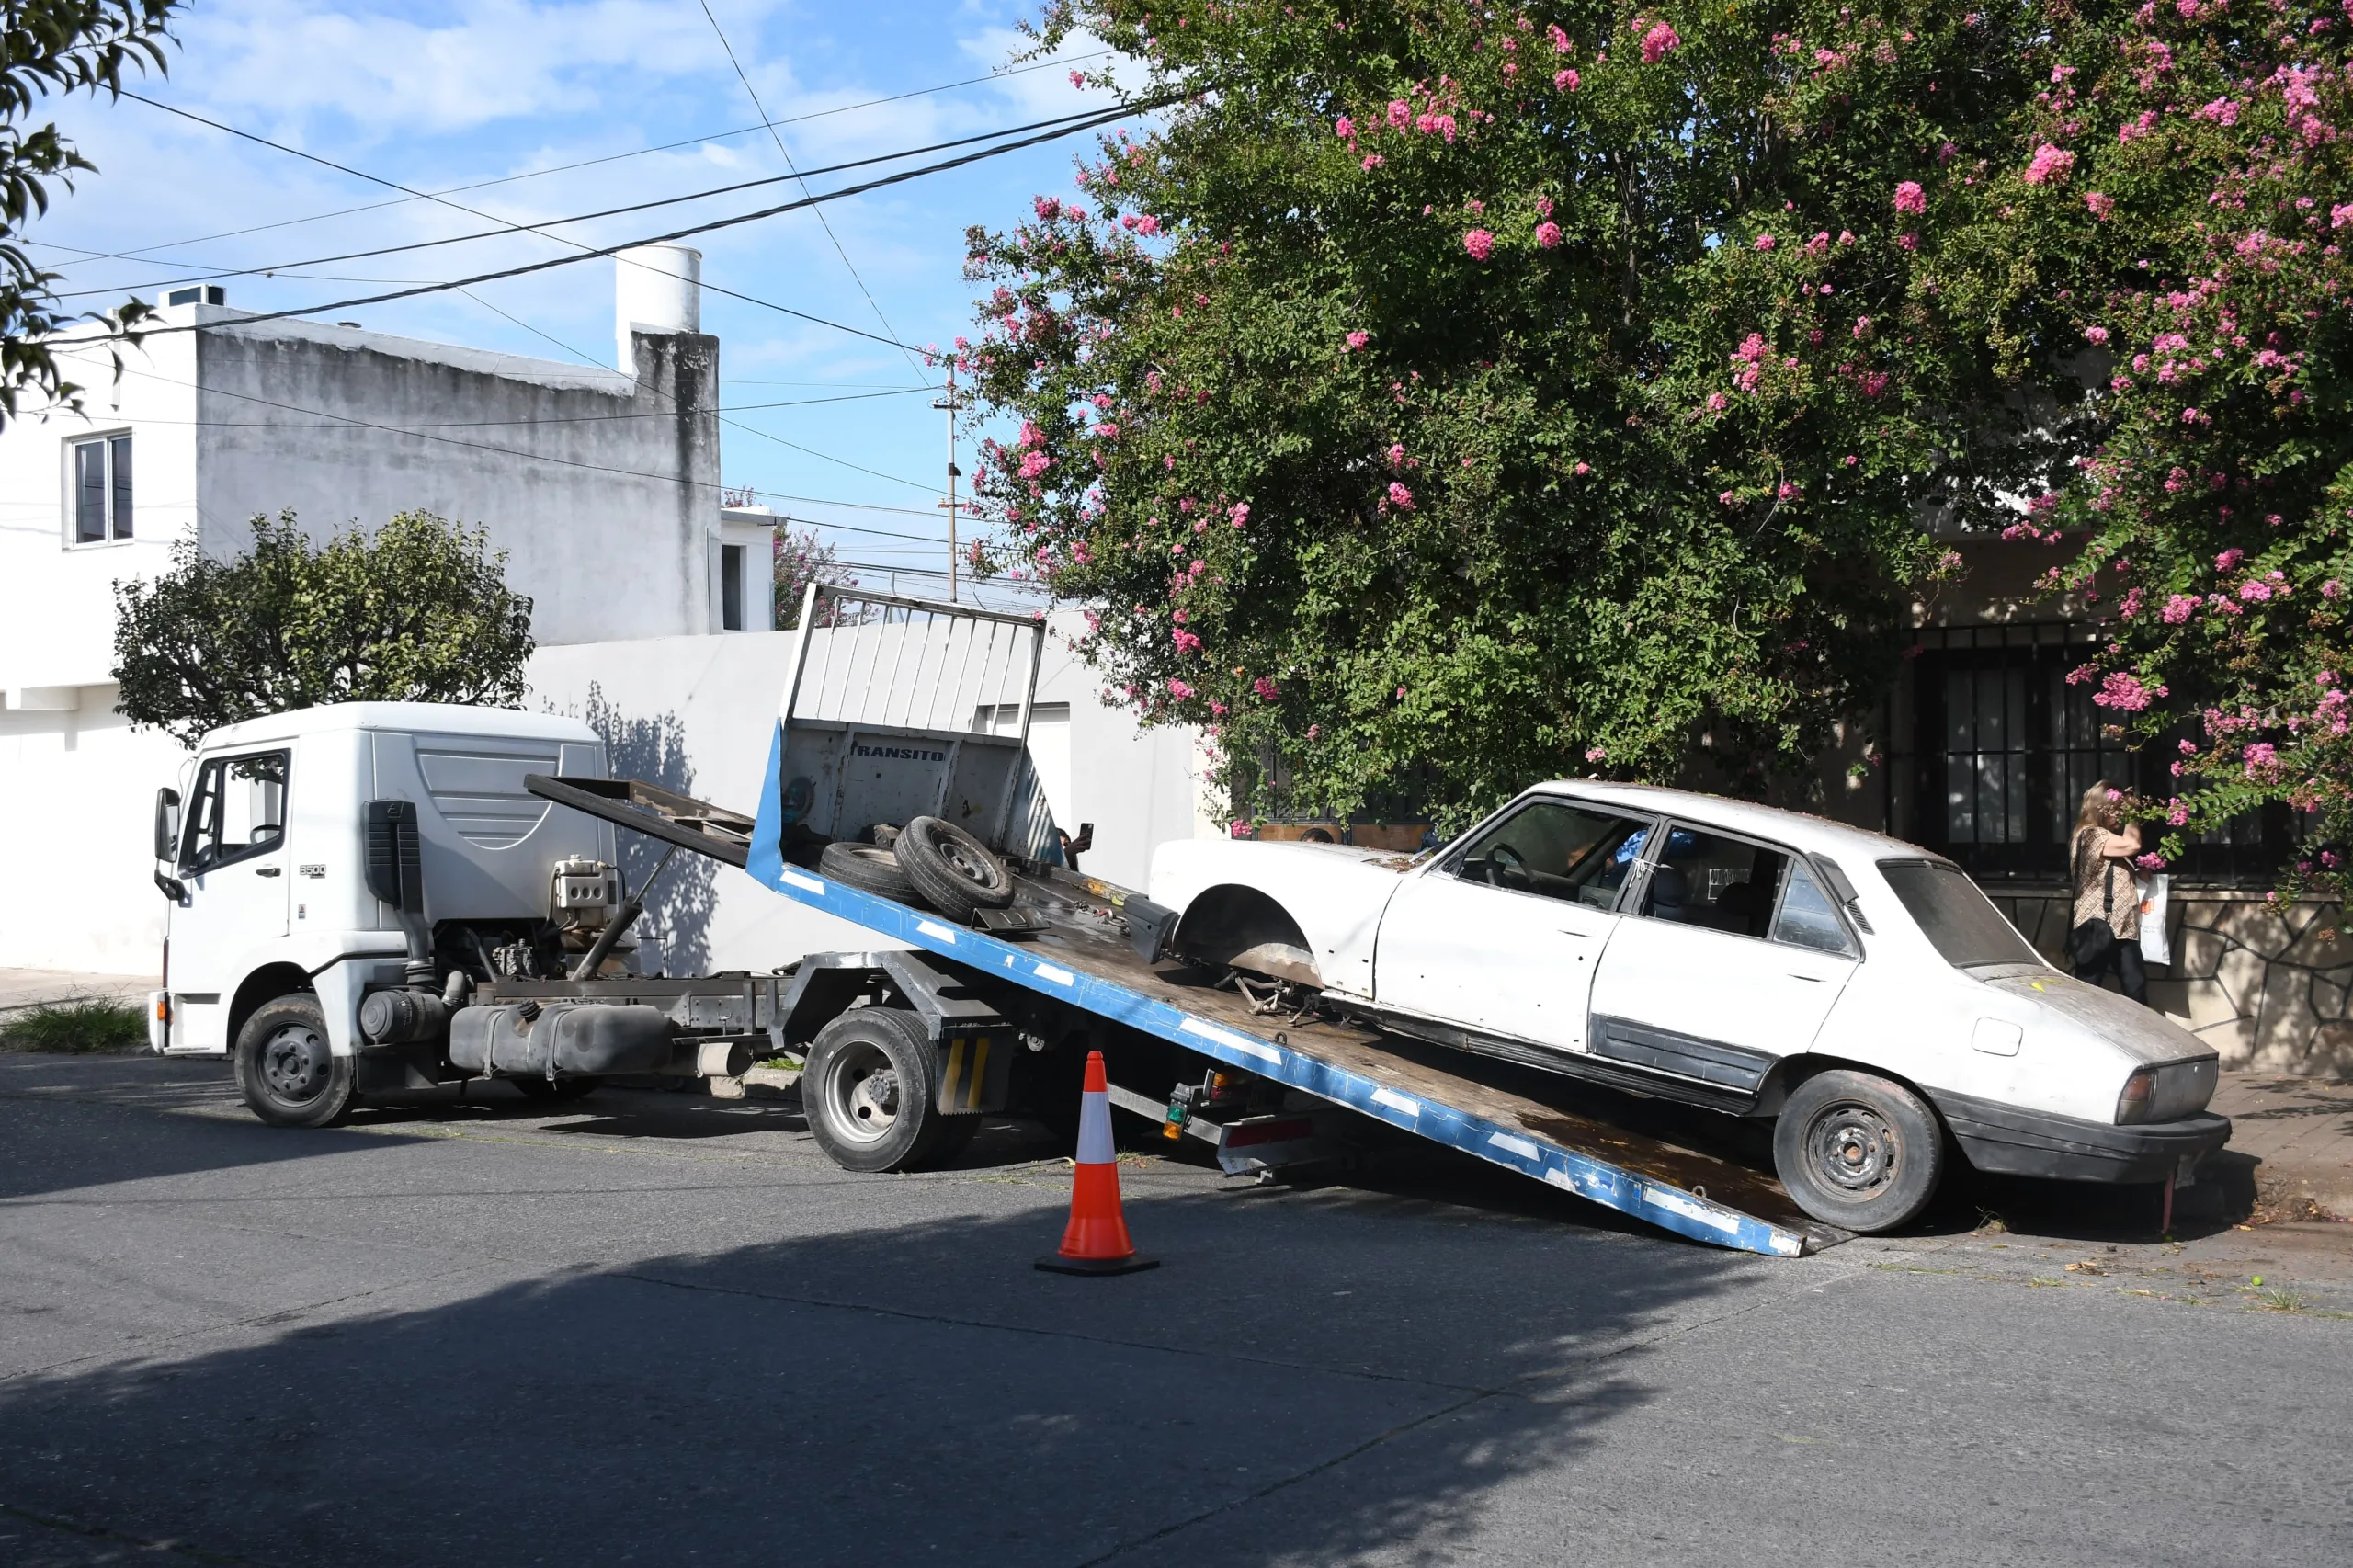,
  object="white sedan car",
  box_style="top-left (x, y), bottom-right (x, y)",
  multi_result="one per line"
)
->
top-left (1149, 781), bottom-right (2229, 1233)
